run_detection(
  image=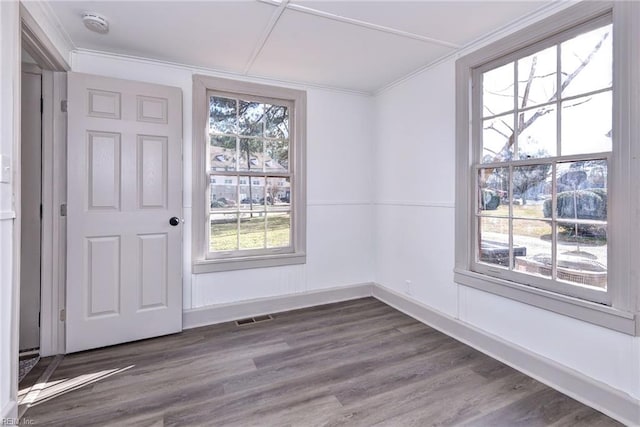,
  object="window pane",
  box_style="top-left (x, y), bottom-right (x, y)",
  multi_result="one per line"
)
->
top-left (556, 222), bottom-right (607, 289)
top-left (209, 96), bottom-right (237, 134)
top-left (210, 175), bottom-right (237, 211)
top-left (517, 45), bottom-right (557, 109)
top-left (239, 213), bottom-right (266, 250)
top-left (239, 100), bottom-right (264, 136)
top-left (483, 62), bottom-right (514, 117)
top-left (267, 212), bottom-right (291, 248)
top-left (266, 177), bottom-right (291, 210)
top-left (478, 167), bottom-right (508, 216)
top-left (513, 220), bottom-right (551, 278)
top-left (210, 213), bottom-right (238, 252)
top-left (482, 114), bottom-right (514, 162)
top-left (555, 160), bottom-right (607, 221)
top-left (265, 140), bottom-right (289, 172)
top-left (512, 164), bottom-right (551, 217)
top-left (561, 91), bottom-right (612, 155)
top-left (239, 176), bottom-right (265, 210)
top-left (478, 217), bottom-right (509, 267)
top-left (517, 105), bottom-right (556, 158)
top-left (210, 135), bottom-right (237, 172)
top-left (561, 24), bottom-right (612, 97)
top-left (265, 104), bottom-right (289, 139)
top-left (238, 138), bottom-right (263, 172)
